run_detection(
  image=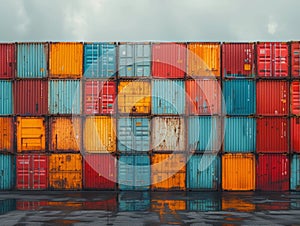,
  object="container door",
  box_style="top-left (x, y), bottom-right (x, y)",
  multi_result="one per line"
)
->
top-left (119, 44), bottom-right (134, 77)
